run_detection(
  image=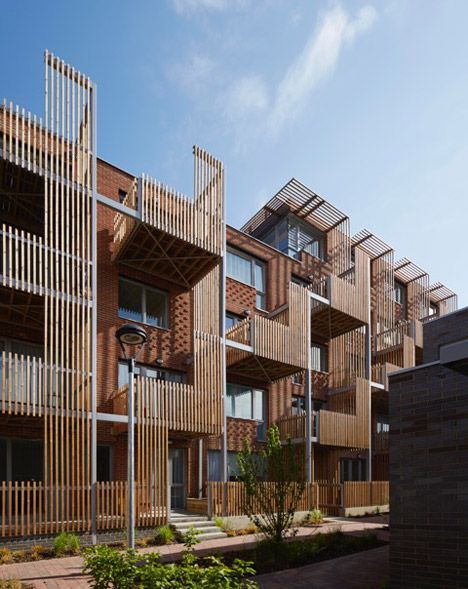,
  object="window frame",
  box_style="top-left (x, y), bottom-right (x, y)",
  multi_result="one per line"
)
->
top-left (118, 360), bottom-right (186, 389)
top-left (226, 383), bottom-right (267, 441)
top-left (0, 437), bottom-right (44, 482)
top-left (226, 248), bottom-right (266, 310)
top-left (118, 277), bottom-right (169, 329)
